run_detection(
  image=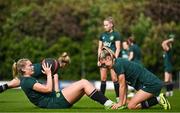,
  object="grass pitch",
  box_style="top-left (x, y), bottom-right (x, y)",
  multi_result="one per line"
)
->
top-left (0, 89), bottom-right (180, 113)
